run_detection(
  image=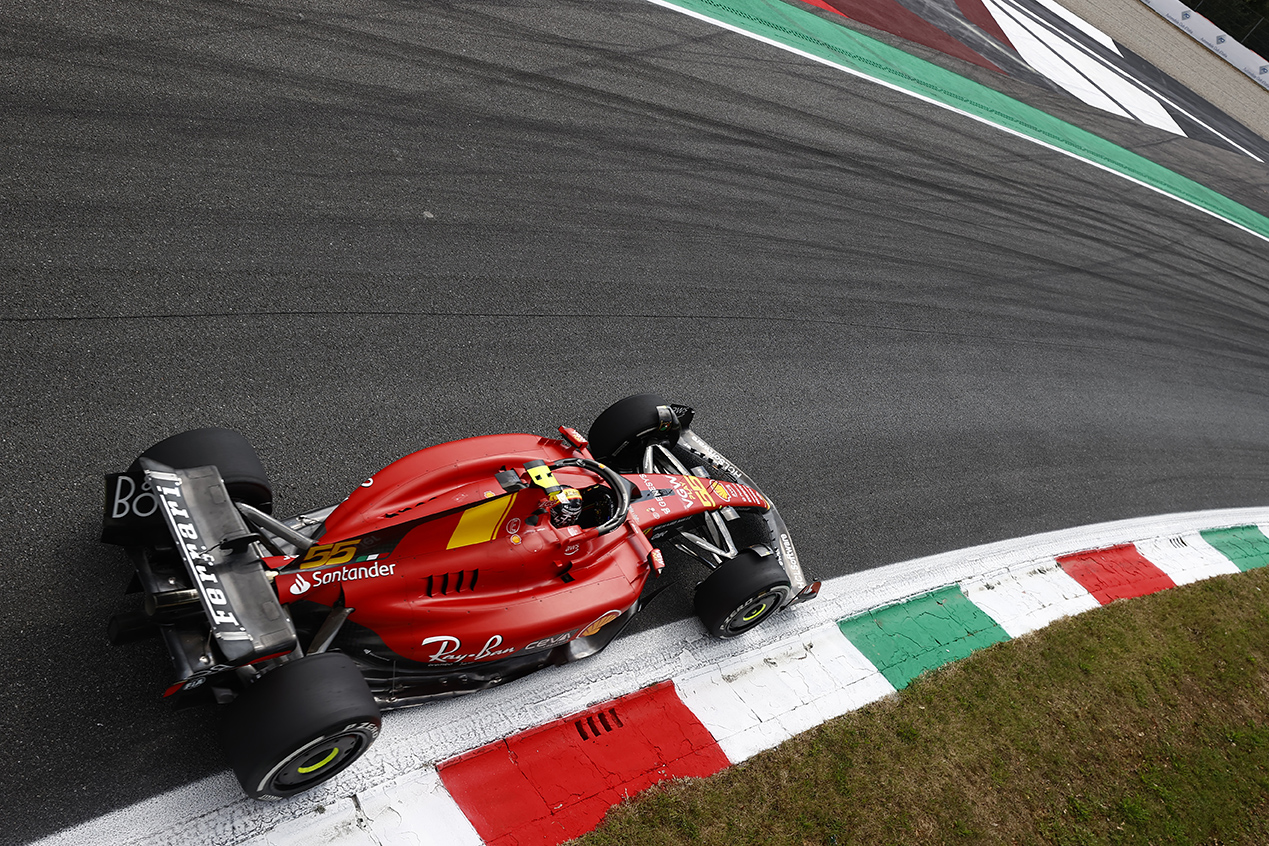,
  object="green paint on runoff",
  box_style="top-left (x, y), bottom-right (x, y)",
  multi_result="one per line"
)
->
top-left (652, 0), bottom-right (1269, 241)
top-left (838, 584), bottom-right (1010, 690)
top-left (1200, 525), bottom-right (1269, 571)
